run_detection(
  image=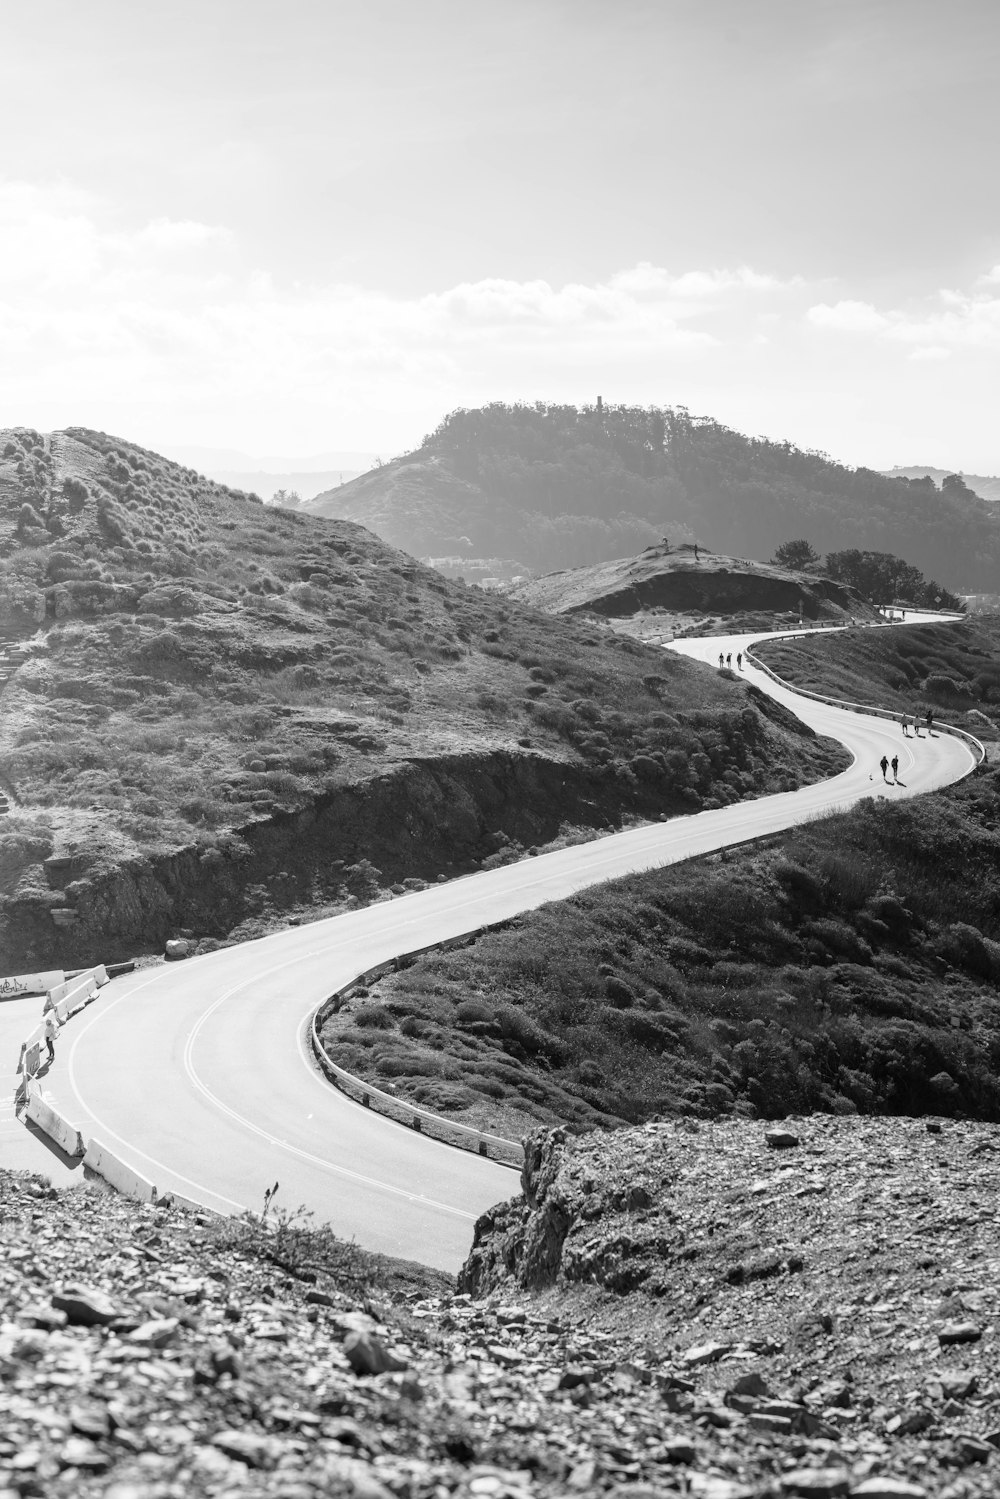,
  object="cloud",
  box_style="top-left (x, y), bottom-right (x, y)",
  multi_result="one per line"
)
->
top-left (806, 299), bottom-right (890, 333)
top-left (0, 182), bottom-right (796, 420)
top-left (807, 278), bottom-right (1000, 353)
